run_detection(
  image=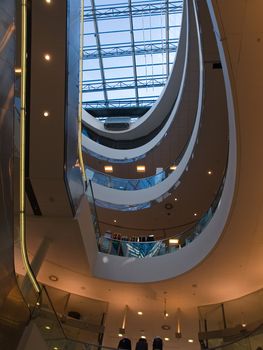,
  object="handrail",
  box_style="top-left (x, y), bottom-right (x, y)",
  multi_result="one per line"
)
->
top-left (20, 0), bottom-right (41, 294)
top-left (78, 0), bottom-right (88, 190)
top-left (205, 321), bottom-right (263, 350)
